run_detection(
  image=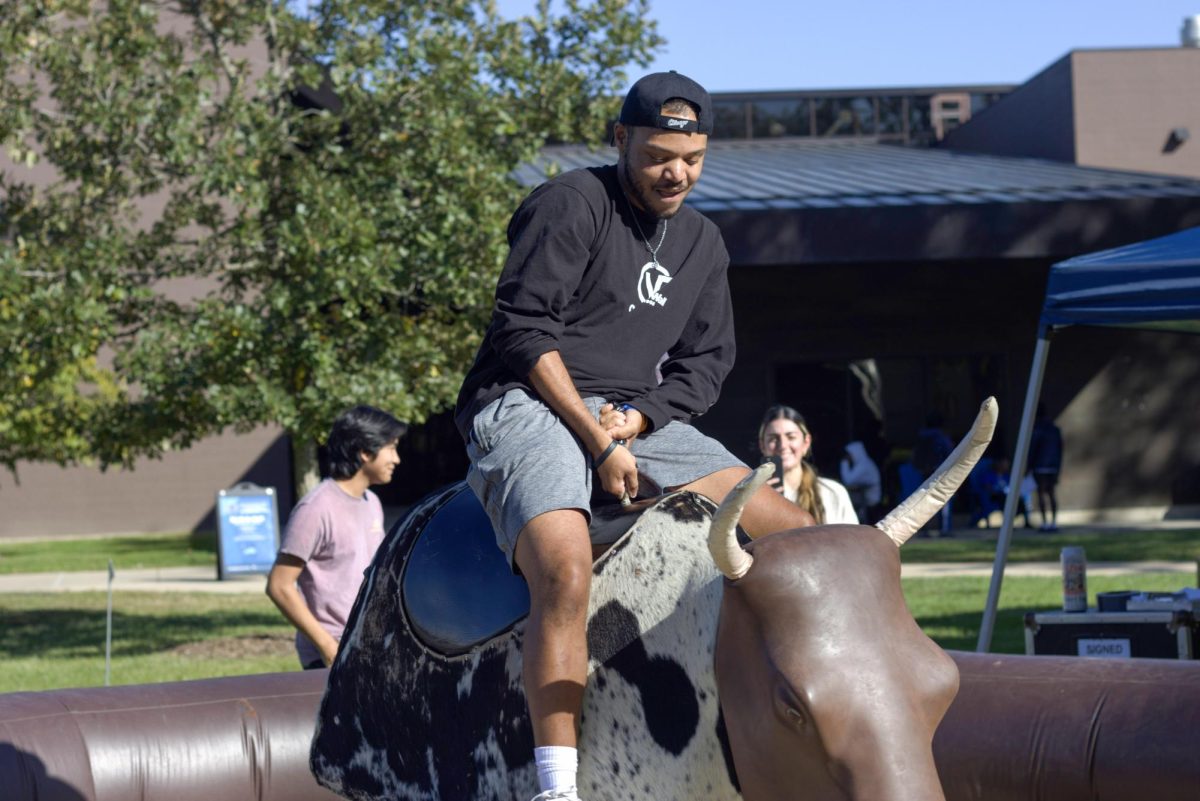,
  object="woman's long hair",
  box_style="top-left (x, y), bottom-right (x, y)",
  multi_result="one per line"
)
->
top-left (759, 404), bottom-right (827, 524)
